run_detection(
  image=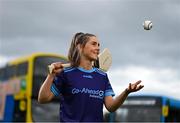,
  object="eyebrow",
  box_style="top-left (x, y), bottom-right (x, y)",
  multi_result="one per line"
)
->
top-left (91, 40), bottom-right (100, 46)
